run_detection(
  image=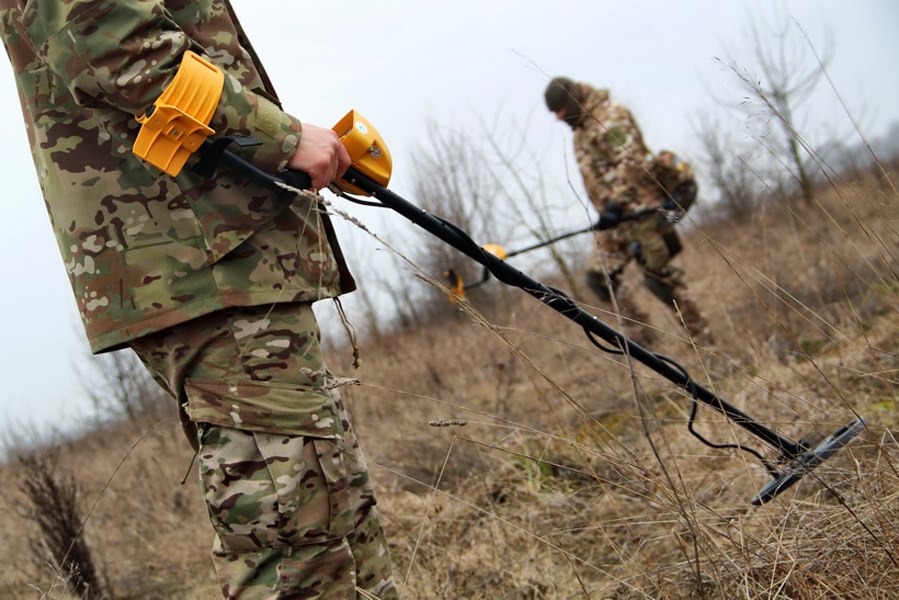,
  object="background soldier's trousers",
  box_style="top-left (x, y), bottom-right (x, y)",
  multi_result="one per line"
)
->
top-left (585, 216), bottom-right (710, 342)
